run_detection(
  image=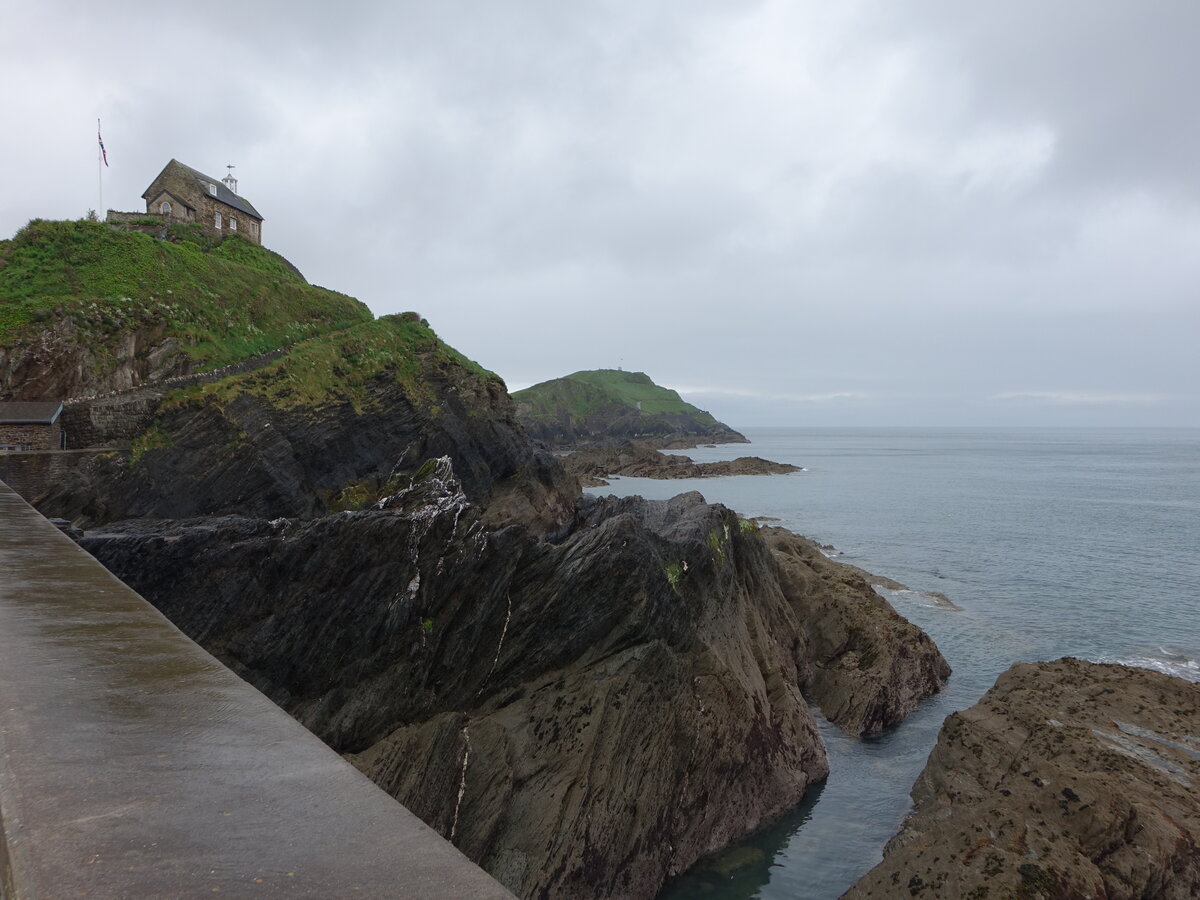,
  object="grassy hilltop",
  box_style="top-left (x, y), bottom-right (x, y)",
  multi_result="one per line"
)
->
top-left (0, 218), bottom-right (371, 377)
top-left (513, 369), bottom-right (745, 448)
top-left (514, 369), bottom-right (717, 421)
